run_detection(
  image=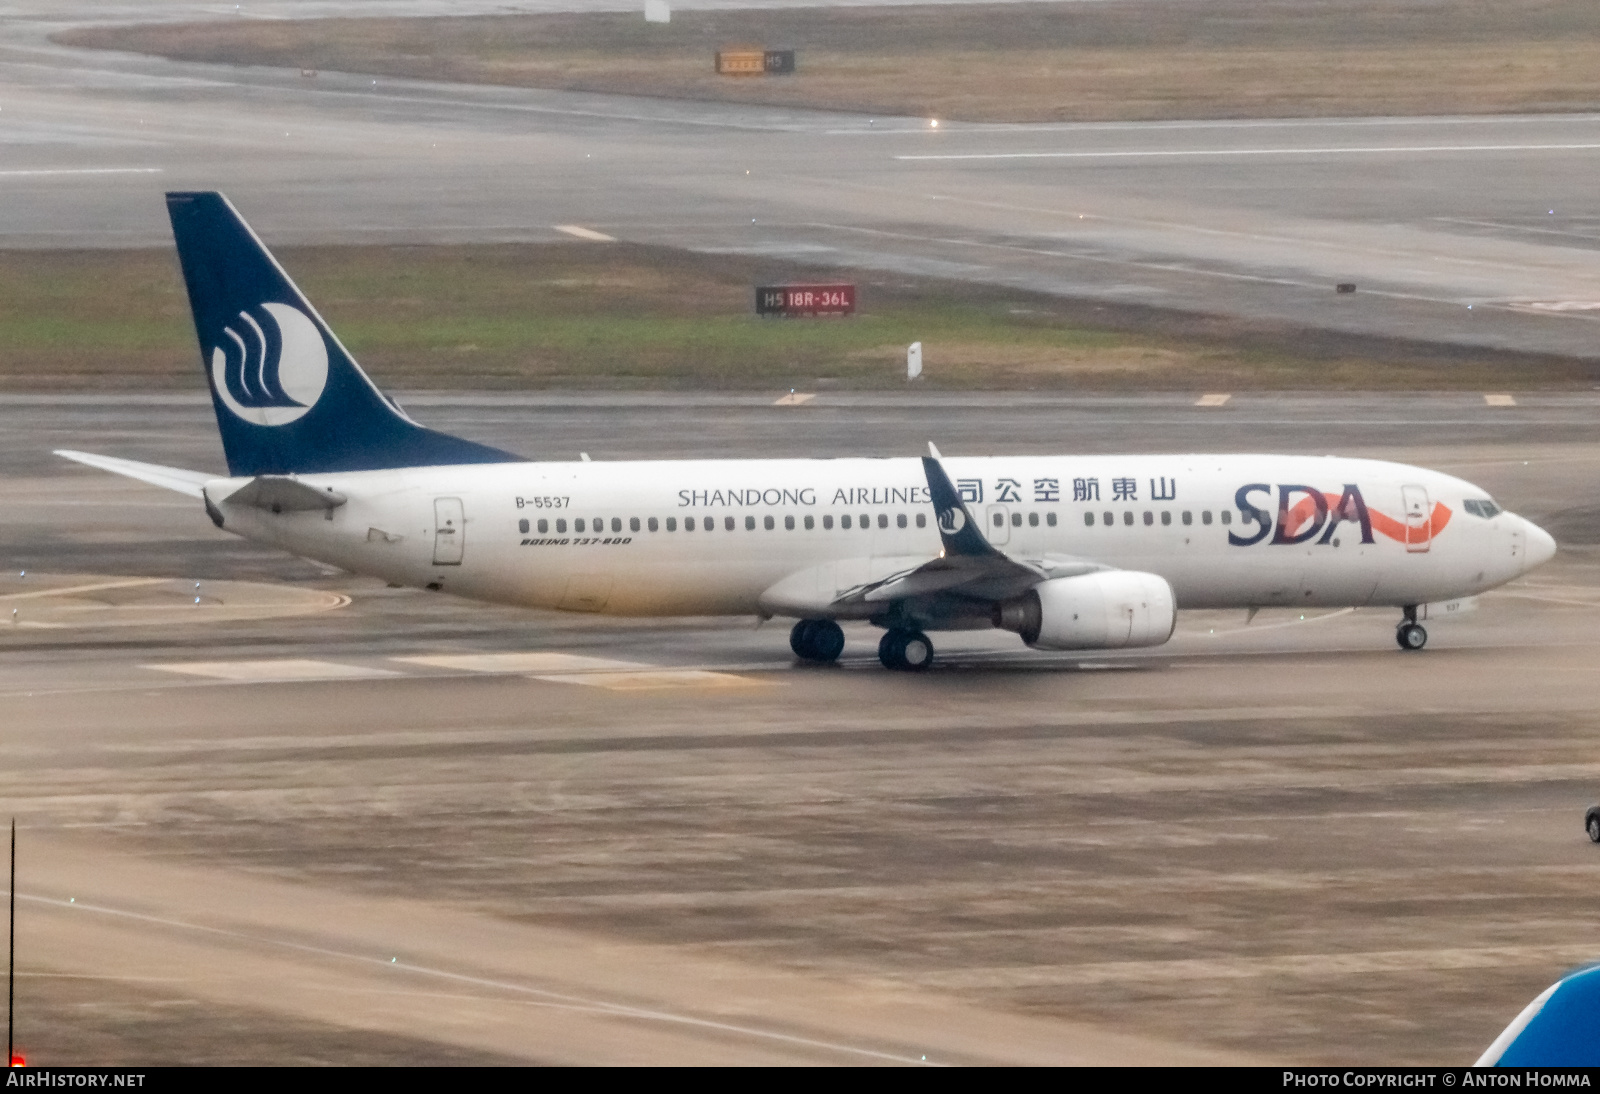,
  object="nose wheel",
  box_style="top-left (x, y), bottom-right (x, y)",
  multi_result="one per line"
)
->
top-left (790, 619), bottom-right (845, 664)
top-left (1396, 622), bottom-right (1428, 651)
top-left (878, 628), bottom-right (934, 671)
